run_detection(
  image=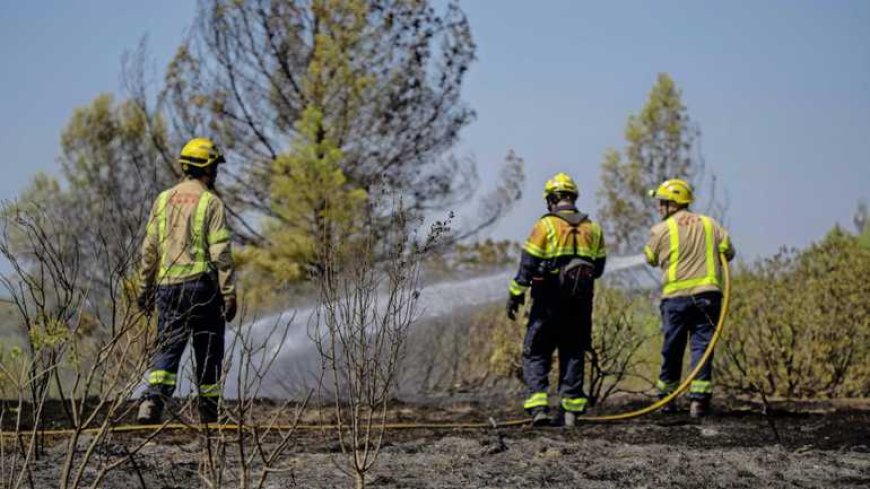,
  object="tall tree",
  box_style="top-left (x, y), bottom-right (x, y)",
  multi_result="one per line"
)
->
top-left (597, 73), bottom-right (723, 254)
top-left (15, 93), bottom-right (172, 295)
top-left (59, 93), bottom-right (174, 216)
top-left (159, 0), bottom-right (507, 245)
top-left (237, 0), bottom-right (442, 296)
